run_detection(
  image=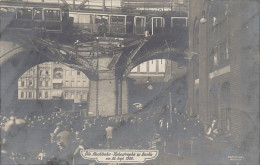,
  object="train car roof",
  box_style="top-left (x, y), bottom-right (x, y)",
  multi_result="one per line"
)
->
top-left (0, 1), bottom-right (69, 9)
top-left (70, 10), bottom-right (188, 18)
